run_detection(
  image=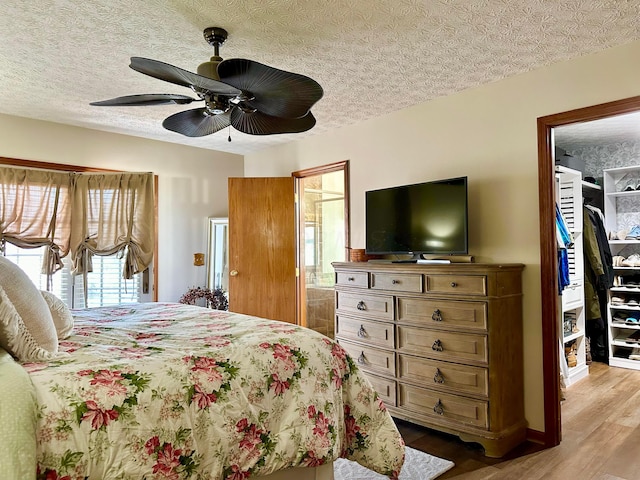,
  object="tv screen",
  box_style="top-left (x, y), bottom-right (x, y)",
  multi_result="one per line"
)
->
top-left (365, 177), bottom-right (468, 257)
